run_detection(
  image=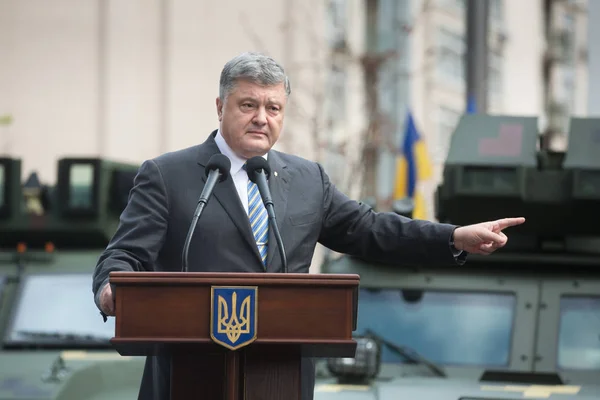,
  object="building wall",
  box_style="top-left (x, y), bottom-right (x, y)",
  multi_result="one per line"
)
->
top-left (501, 0), bottom-right (546, 117)
top-left (0, 0), bottom-right (104, 183)
top-left (0, 0), bottom-right (362, 182)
